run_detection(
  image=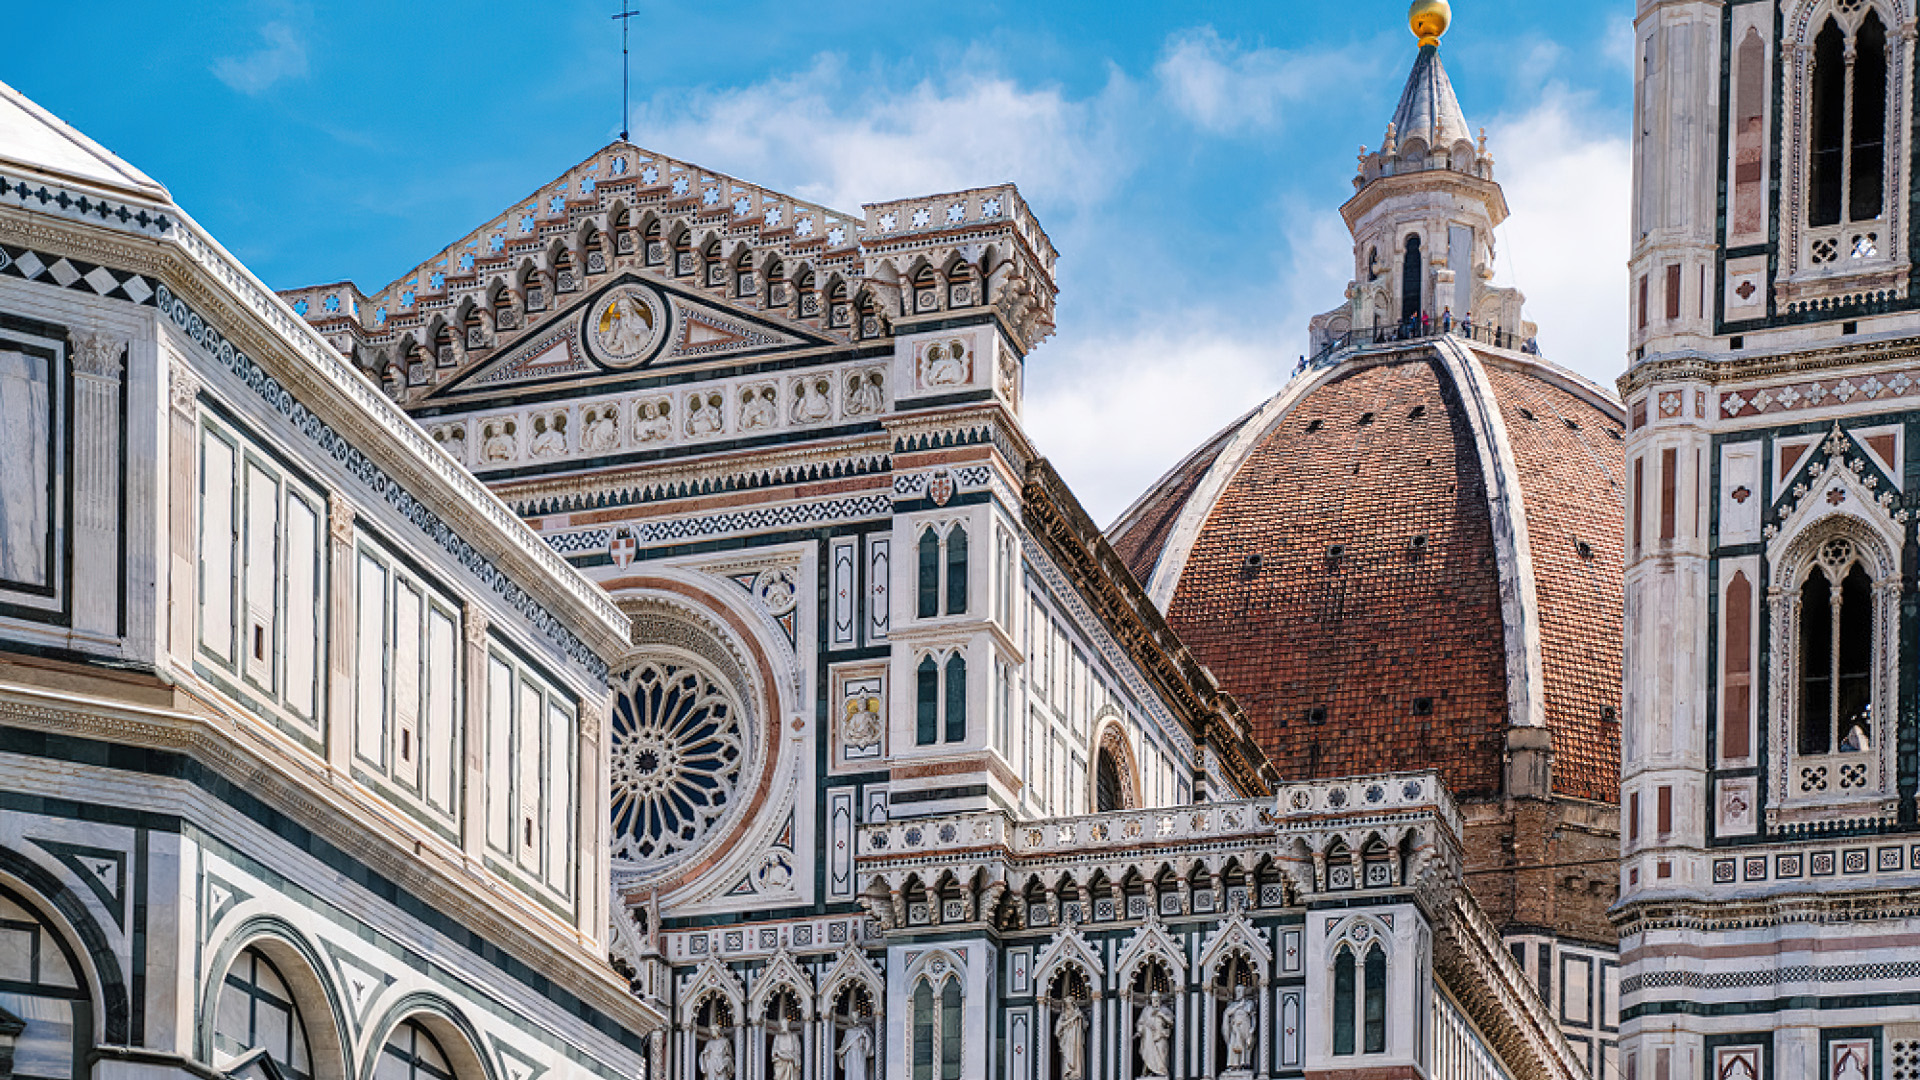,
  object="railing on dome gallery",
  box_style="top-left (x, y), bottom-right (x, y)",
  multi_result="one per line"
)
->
top-left (1297, 320), bottom-right (1542, 376)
